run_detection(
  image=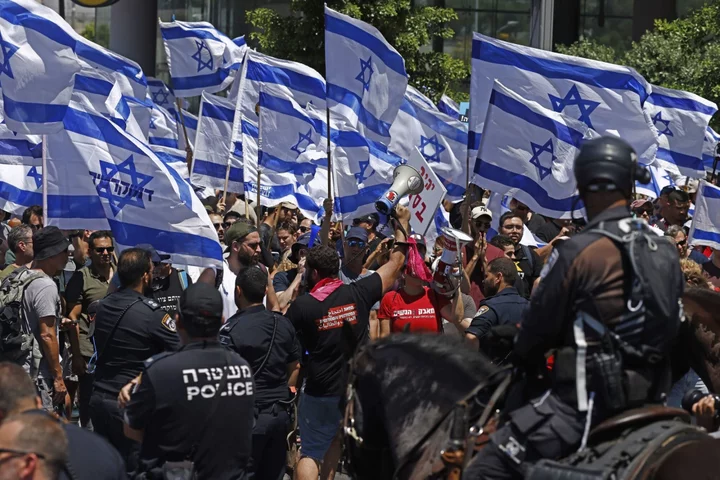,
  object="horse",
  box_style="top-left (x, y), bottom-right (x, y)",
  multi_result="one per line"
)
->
top-left (341, 288), bottom-right (720, 480)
